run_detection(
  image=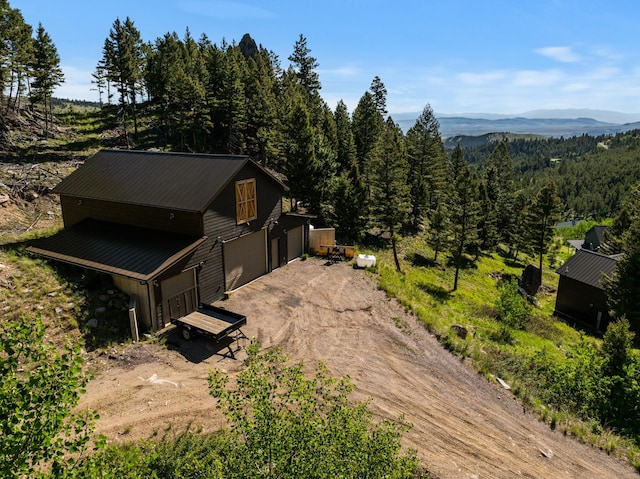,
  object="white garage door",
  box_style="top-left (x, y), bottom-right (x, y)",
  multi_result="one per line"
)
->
top-left (224, 229), bottom-right (267, 291)
top-left (287, 225), bottom-right (303, 262)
